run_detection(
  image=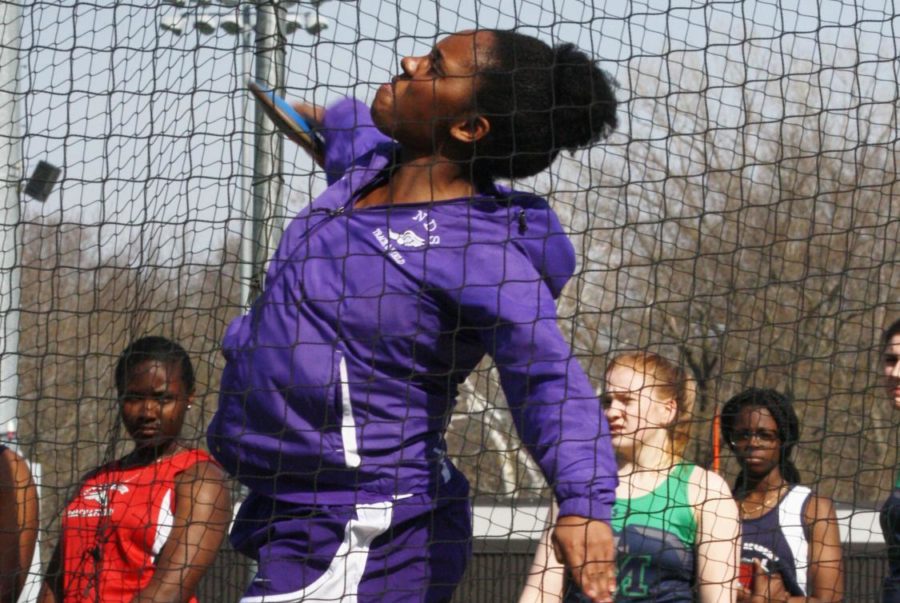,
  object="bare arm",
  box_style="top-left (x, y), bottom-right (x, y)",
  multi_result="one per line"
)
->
top-left (0, 447), bottom-right (38, 603)
top-left (37, 543), bottom-right (62, 603)
top-left (130, 461), bottom-right (231, 603)
top-left (692, 467), bottom-right (740, 603)
top-left (792, 495), bottom-right (843, 603)
top-left (519, 502), bottom-right (565, 603)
